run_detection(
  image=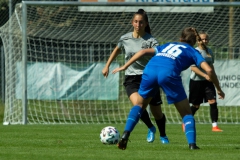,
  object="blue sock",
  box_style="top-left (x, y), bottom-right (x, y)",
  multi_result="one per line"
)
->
top-left (124, 105), bottom-right (143, 132)
top-left (183, 115), bottom-right (196, 144)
